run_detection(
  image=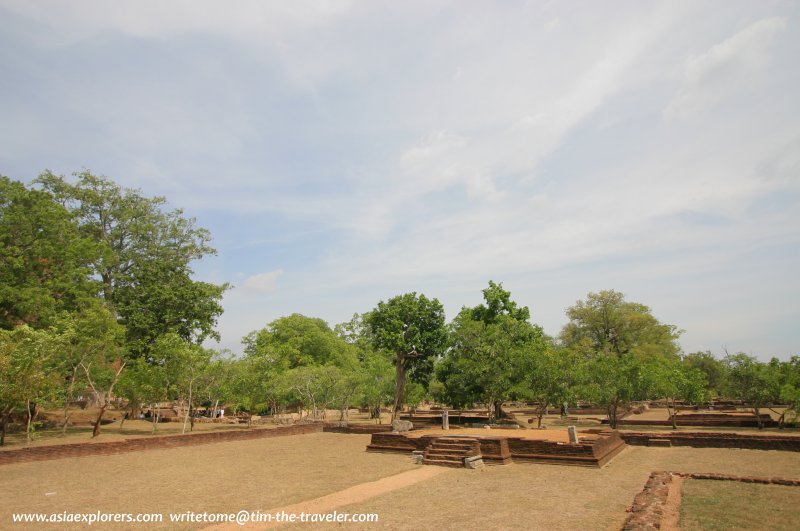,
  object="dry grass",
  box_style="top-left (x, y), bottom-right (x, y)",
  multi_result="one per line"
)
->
top-left (0, 433), bottom-right (415, 530)
top-left (310, 446), bottom-right (800, 530)
top-left (2, 431), bottom-right (800, 531)
top-left (679, 480), bottom-right (800, 531)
